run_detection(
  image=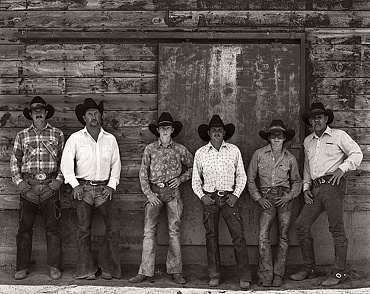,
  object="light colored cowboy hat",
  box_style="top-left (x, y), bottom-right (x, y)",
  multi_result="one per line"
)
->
top-left (23, 96), bottom-right (54, 120)
top-left (301, 102), bottom-right (334, 126)
top-left (75, 98), bottom-right (104, 125)
top-left (198, 115), bottom-right (235, 142)
top-left (149, 112), bottom-right (183, 138)
top-left (259, 119), bottom-right (295, 142)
